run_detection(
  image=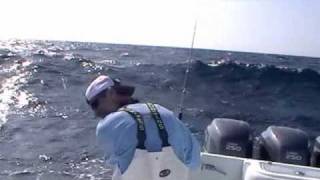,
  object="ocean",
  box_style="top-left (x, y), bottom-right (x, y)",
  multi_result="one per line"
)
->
top-left (0, 39), bottom-right (320, 179)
